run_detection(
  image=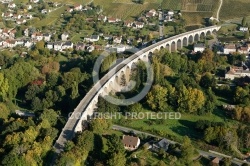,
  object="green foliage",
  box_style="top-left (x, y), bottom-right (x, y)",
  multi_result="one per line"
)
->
top-left (147, 85), bottom-right (168, 111)
top-left (3, 61), bottom-right (40, 99)
top-left (101, 53), bottom-right (117, 74)
top-left (90, 118), bottom-right (112, 134)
